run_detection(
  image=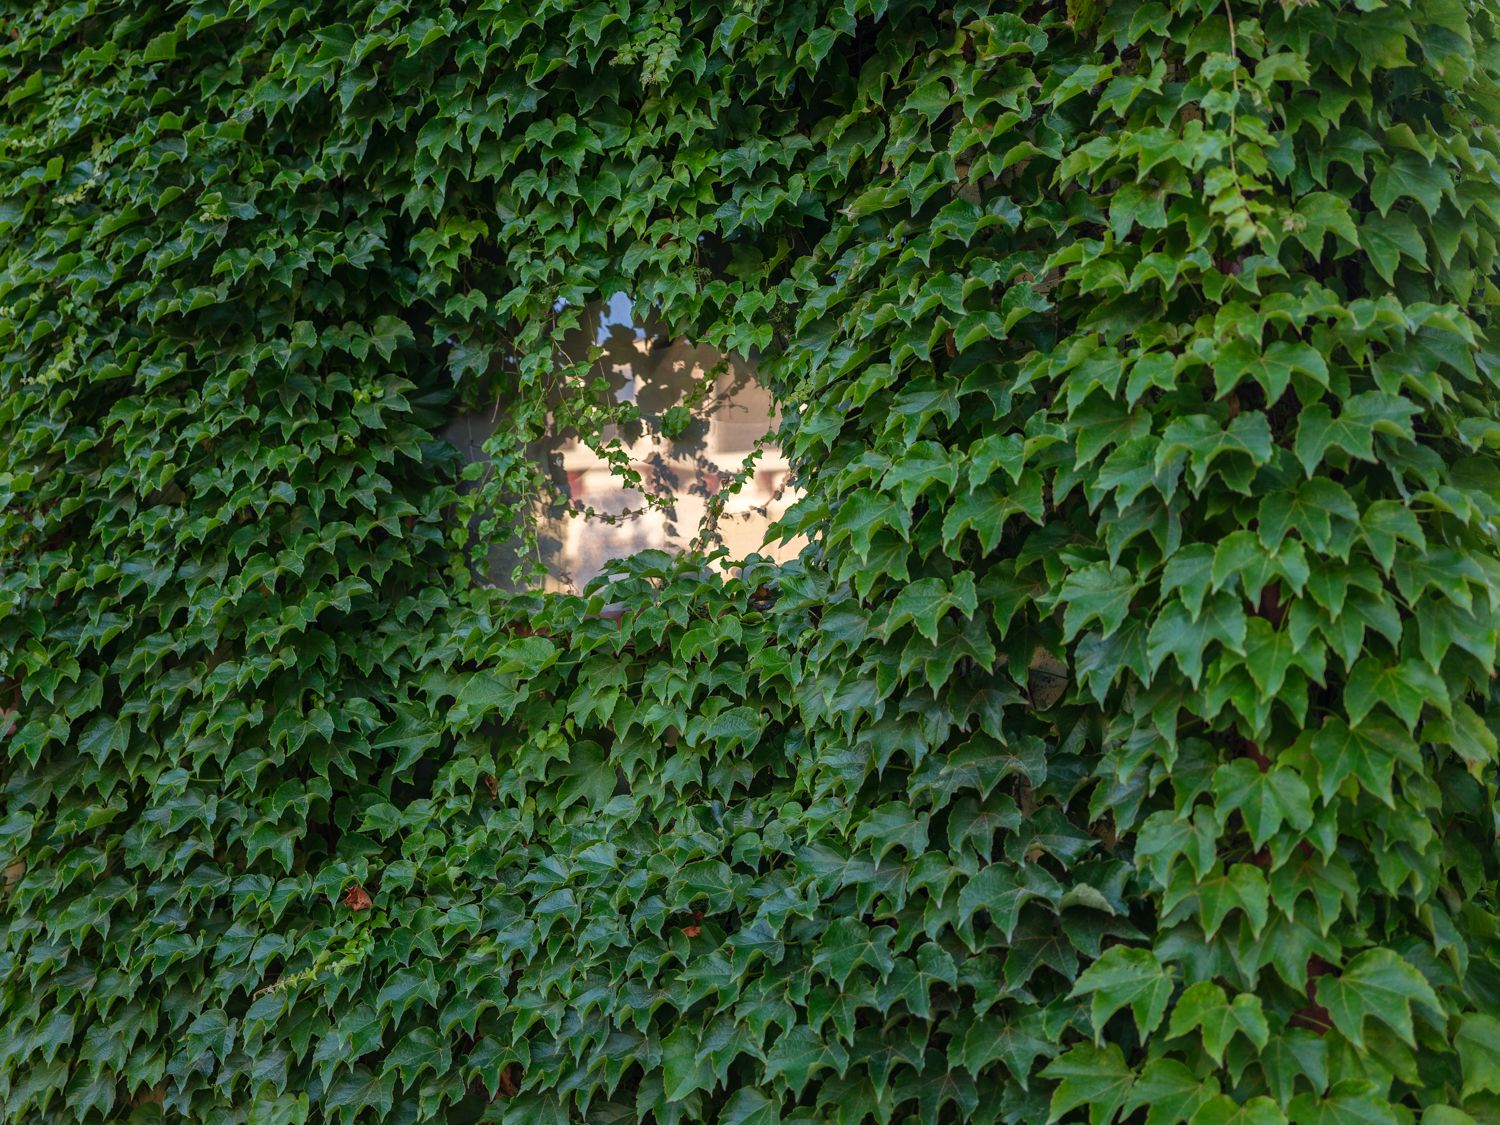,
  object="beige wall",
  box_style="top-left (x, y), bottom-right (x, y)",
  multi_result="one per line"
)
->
top-left (447, 298), bottom-right (803, 592)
